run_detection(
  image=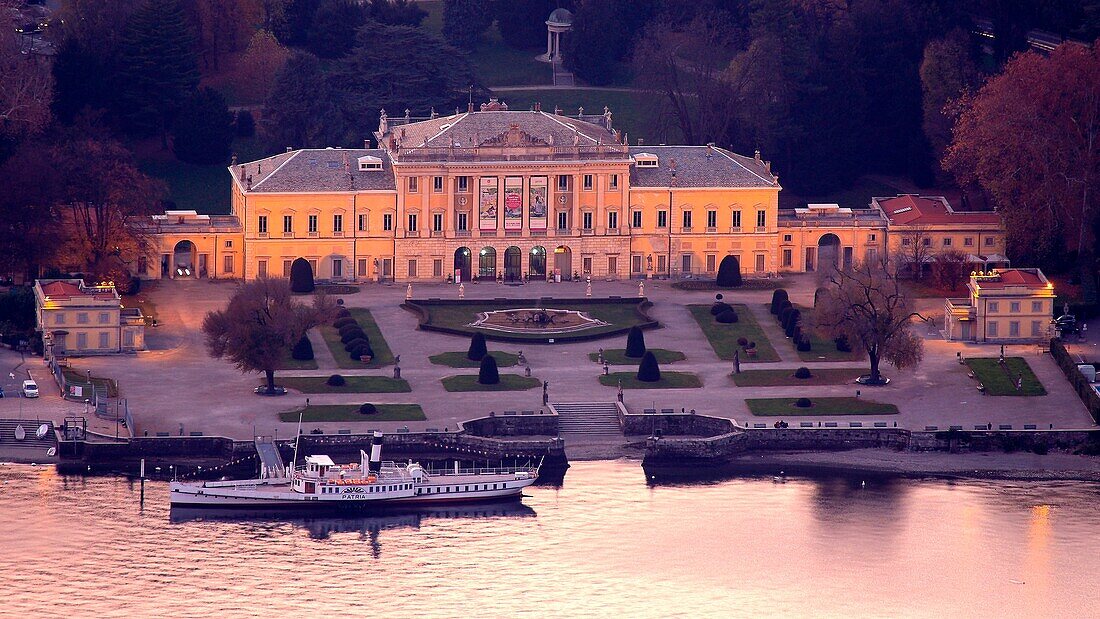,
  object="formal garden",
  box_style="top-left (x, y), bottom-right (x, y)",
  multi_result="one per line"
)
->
top-left (746, 397), bottom-right (899, 417)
